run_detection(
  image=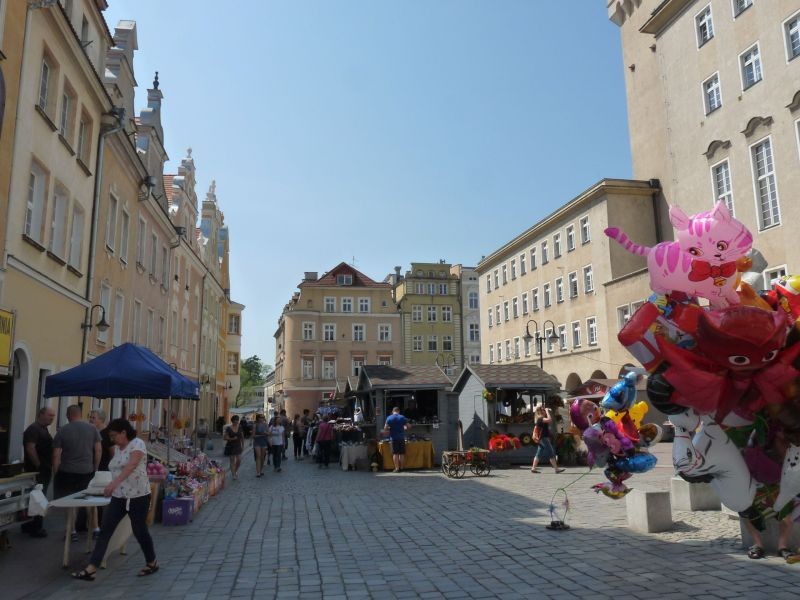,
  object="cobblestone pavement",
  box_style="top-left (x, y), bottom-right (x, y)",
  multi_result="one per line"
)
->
top-left (1, 441), bottom-right (798, 600)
